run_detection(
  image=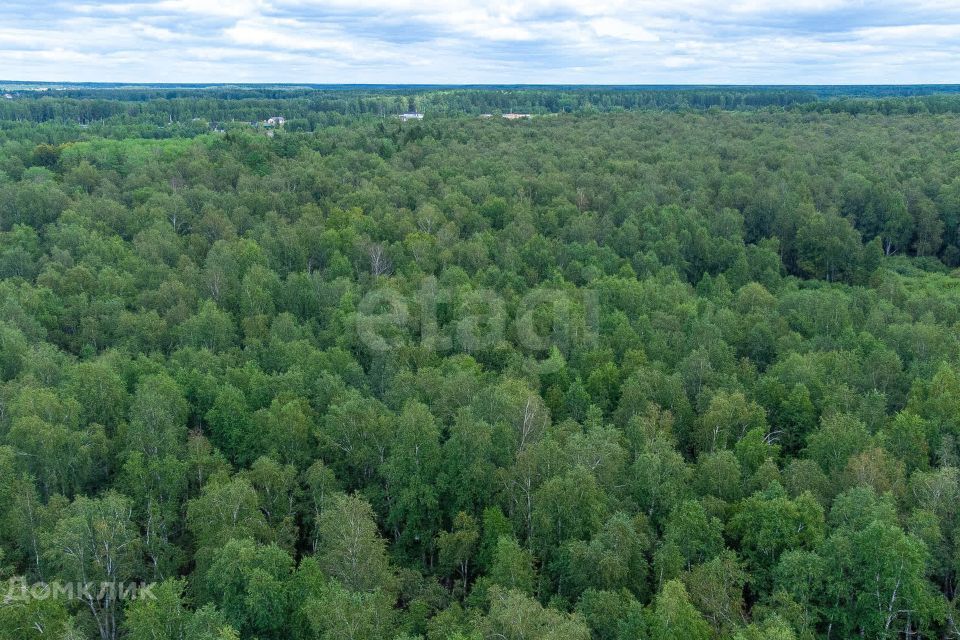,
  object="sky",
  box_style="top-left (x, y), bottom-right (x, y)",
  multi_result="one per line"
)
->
top-left (2, 1), bottom-right (960, 84)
